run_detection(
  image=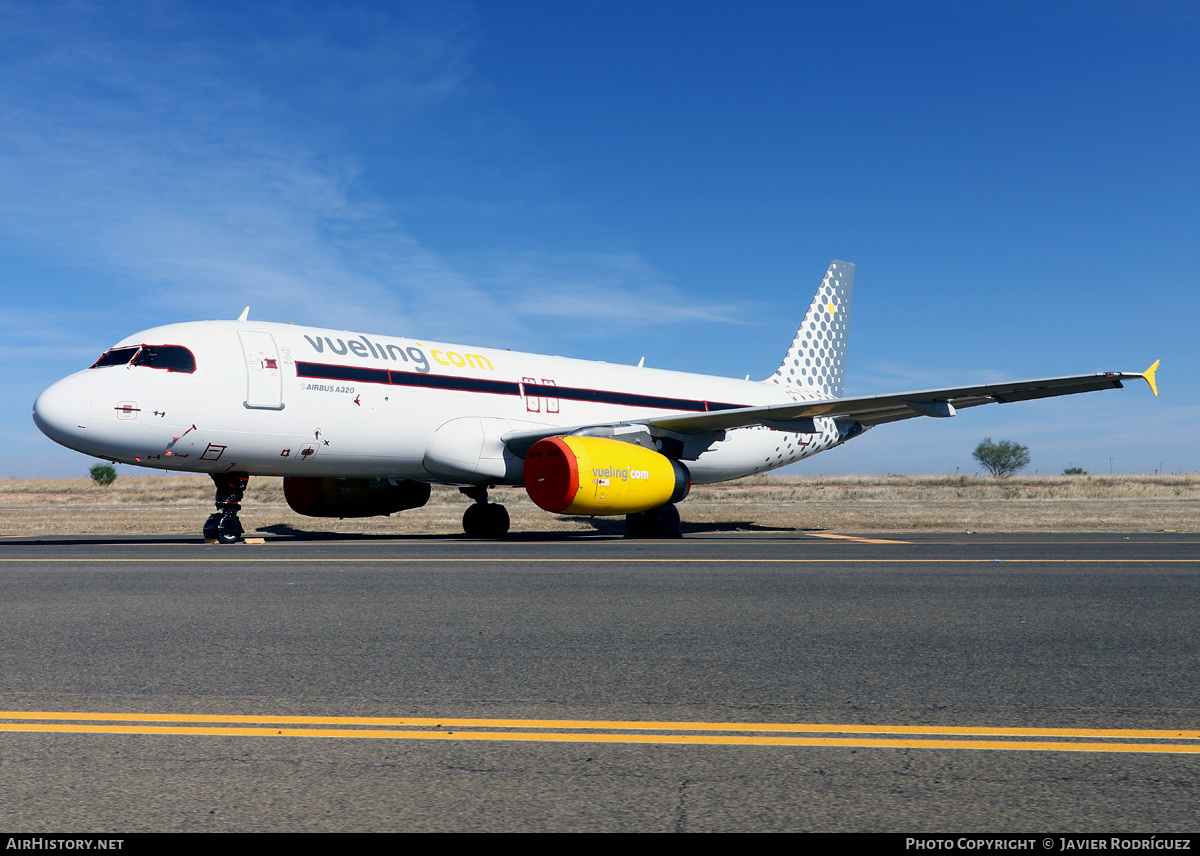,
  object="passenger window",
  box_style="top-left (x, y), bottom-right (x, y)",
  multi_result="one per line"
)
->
top-left (90, 347), bottom-right (140, 368)
top-left (131, 345), bottom-right (196, 373)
